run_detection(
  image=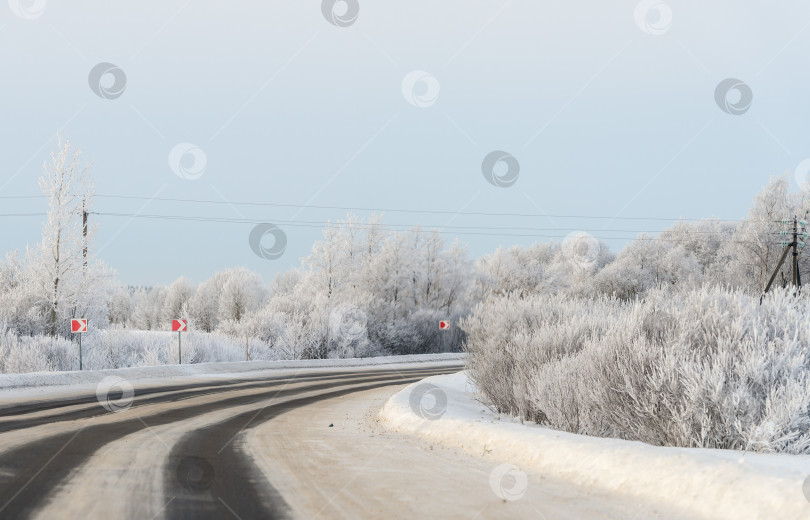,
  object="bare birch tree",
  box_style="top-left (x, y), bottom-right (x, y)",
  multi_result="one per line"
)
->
top-left (32, 136), bottom-right (93, 336)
